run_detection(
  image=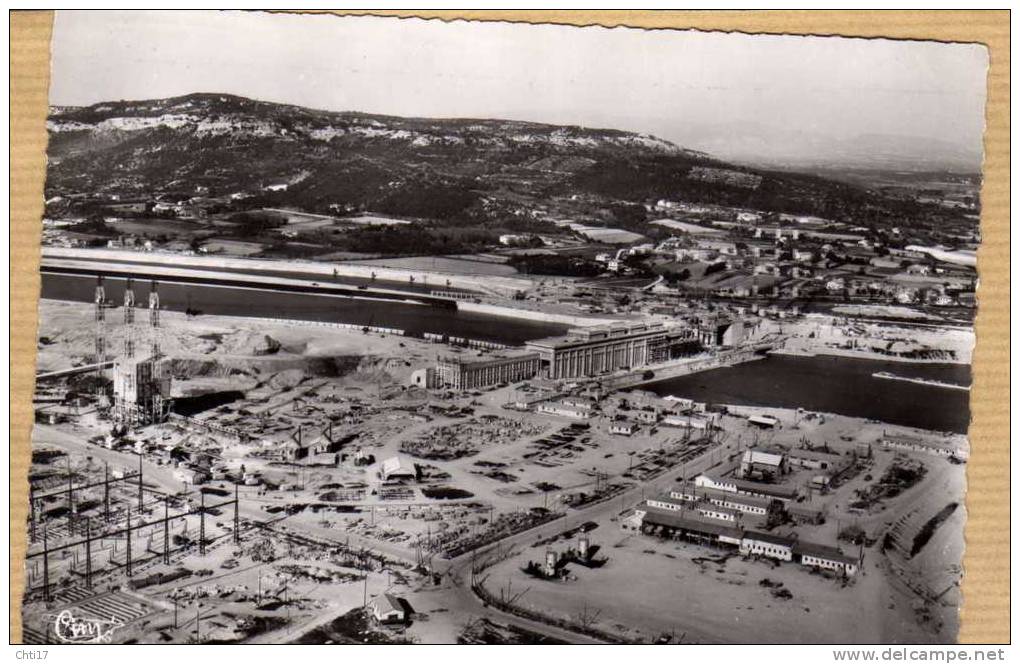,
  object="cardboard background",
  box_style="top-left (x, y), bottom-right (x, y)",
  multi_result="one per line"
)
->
top-left (9, 9), bottom-right (1010, 644)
